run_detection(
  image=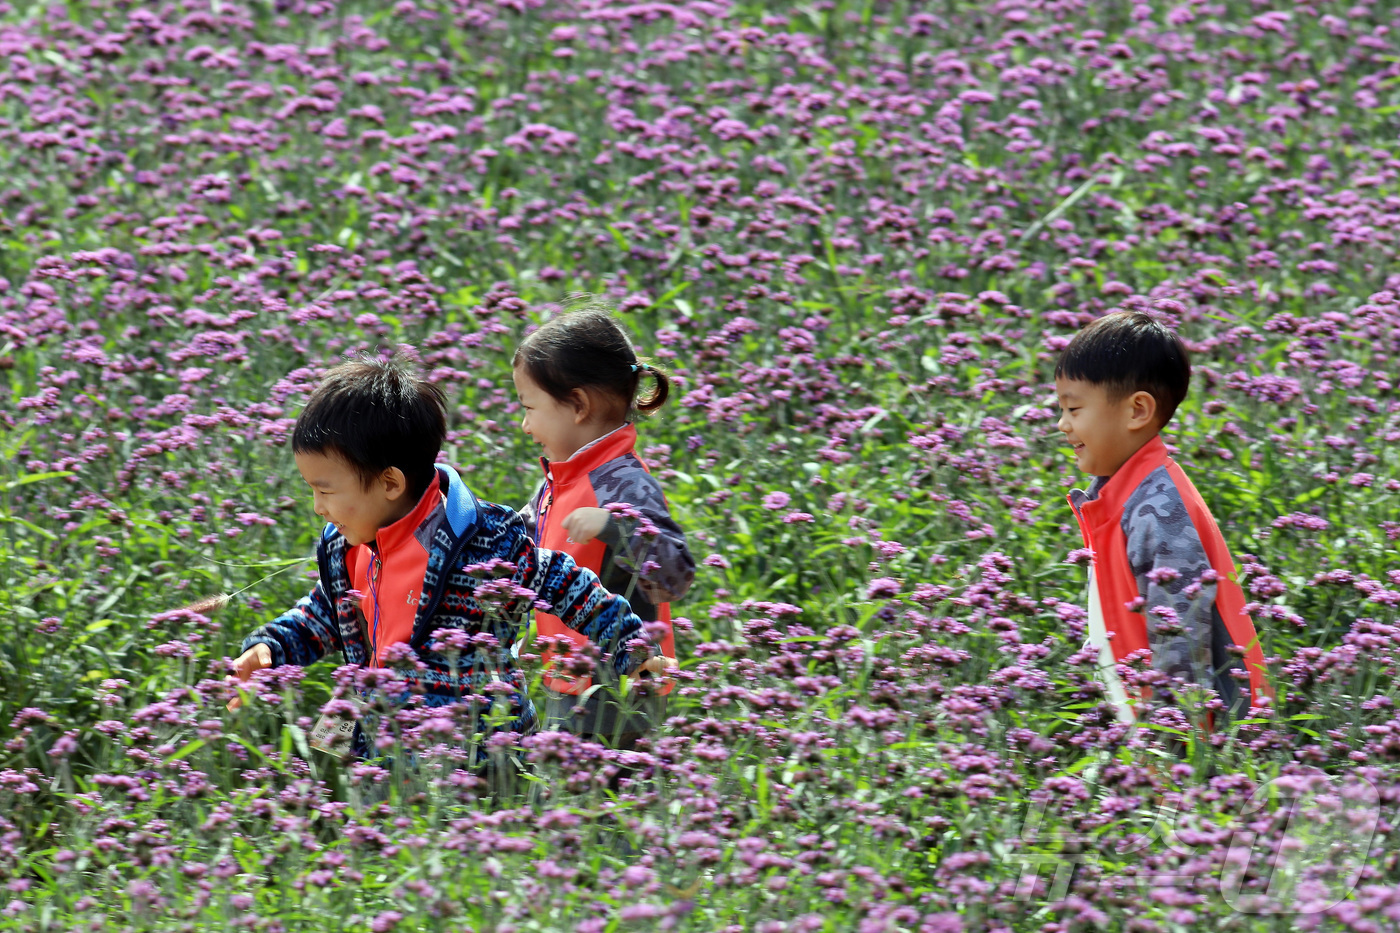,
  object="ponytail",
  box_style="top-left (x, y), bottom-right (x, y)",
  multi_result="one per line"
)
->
top-left (633, 361), bottom-right (671, 415)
